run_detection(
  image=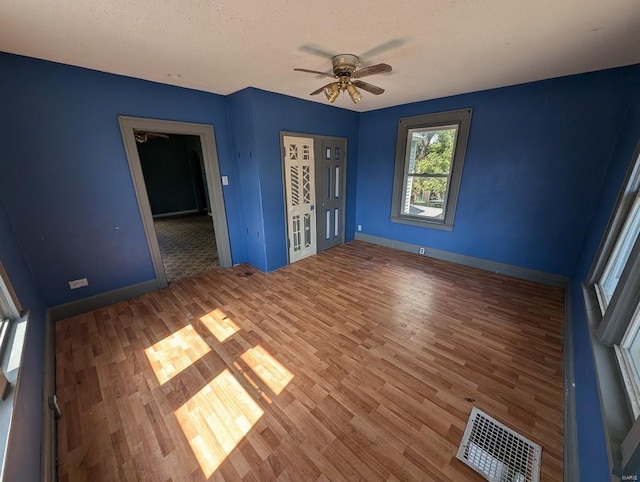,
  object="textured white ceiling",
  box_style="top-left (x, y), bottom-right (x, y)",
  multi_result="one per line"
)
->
top-left (1, 0), bottom-right (639, 112)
